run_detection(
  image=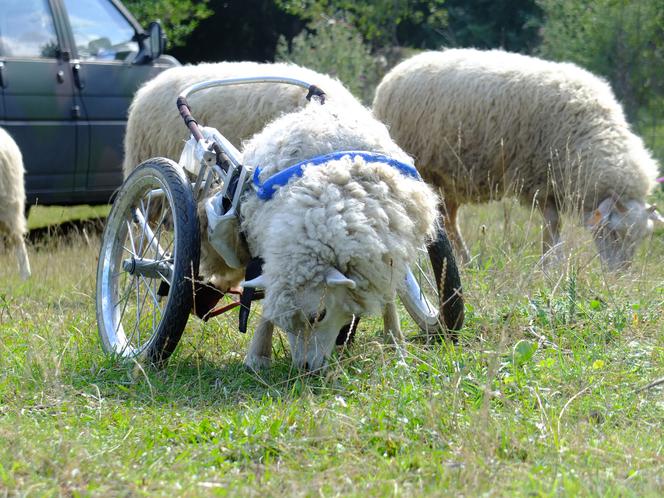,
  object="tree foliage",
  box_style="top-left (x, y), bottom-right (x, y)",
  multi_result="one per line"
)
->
top-left (167, 0), bottom-right (303, 63)
top-left (443, 0), bottom-right (542, 52)
top-left (275, 0), bottom-right (448, 49)
top-left (275, 17), bottom-right (381, 104)
top-left (538, 0), bottom-right (664, 121)
top-left (124, 0), bottom-right (213, 47)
